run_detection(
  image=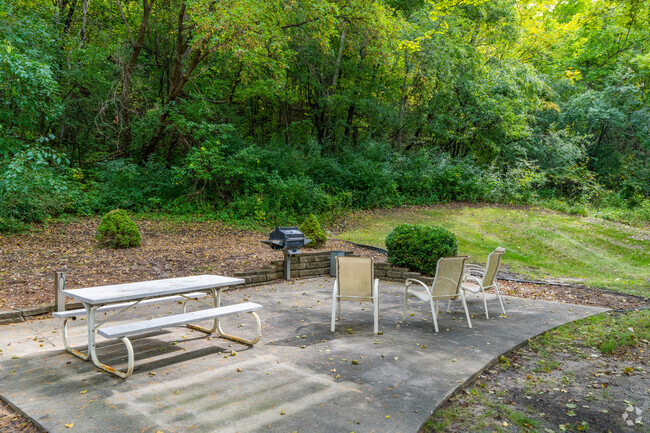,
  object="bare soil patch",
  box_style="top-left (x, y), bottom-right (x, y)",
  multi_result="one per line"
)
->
top-left (425, 319), bottom-right (649, 433)
top-left (0, 401), bottom-right (41, 433)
